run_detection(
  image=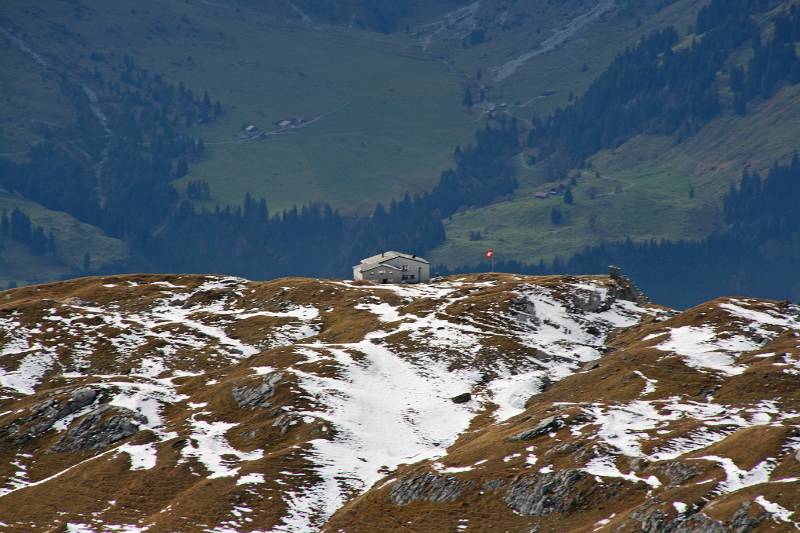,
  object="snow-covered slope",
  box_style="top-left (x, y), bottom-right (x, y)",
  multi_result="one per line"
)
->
top-left (0, 274), bottom-right (797, 531)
